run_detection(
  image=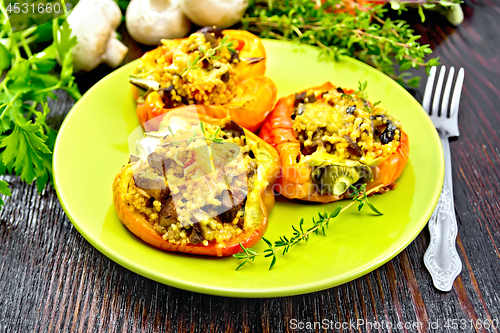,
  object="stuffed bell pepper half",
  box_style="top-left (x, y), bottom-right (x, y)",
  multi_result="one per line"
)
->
top-left (113, 108), bottom-right (280, 256)
top-left (259, 82), bottom-right (409, 203)
top-left (131, 27), bottom-right (277, 132)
